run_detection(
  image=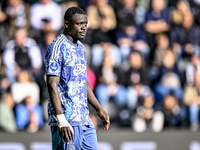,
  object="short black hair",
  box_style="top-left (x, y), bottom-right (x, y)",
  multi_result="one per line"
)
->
top-left (64, 7), bottom-right (86, 22)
